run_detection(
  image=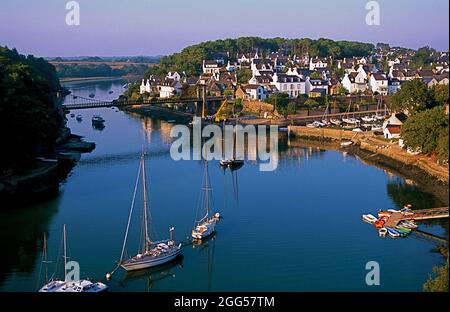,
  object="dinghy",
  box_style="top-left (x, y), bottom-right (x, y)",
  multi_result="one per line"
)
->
top-left (386, 227), bottom-right (401, 238)
top-left (362, 214), bottom-right (378, 224)
top-left (378, 228), bottom-right (387, 237)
